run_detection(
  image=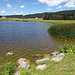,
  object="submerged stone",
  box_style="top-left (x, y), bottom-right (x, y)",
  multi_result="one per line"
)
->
top-left (52, 52), bottom-right (59, 57)
top-left (18, 62), bottom-right (30, 69)
top-left (6, 51), bottom-right (13, 56)
top-left (17, 58), bottom-right (30, 69)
